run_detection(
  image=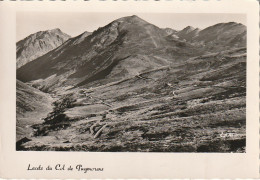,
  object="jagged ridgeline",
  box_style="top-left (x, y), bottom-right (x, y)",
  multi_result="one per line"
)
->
top-left (16, 15), bottom-right (246, 152)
